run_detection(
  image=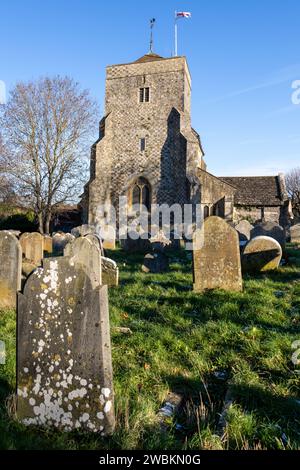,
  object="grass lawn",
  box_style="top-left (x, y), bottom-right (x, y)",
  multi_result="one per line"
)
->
top-left (0, 245), bottom-right (300, 450)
